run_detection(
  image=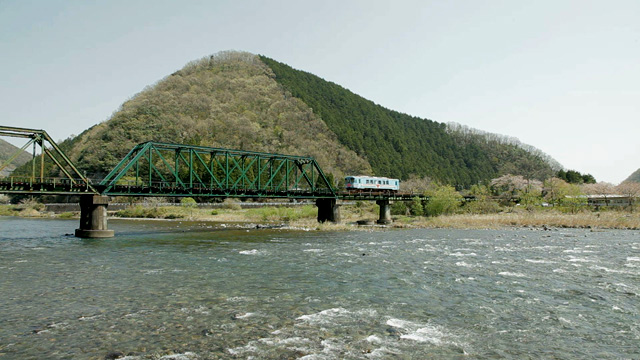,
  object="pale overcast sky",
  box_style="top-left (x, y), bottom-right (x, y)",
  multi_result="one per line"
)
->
top-left (1, 0), bottom-right (638, 184)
